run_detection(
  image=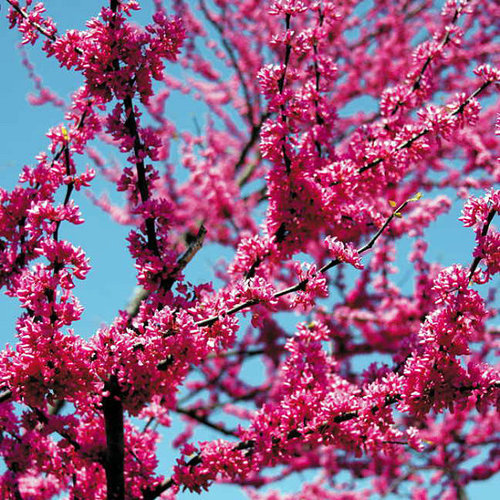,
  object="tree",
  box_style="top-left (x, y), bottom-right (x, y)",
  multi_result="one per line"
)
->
top-left (0, 0), bottom-right (499, 498)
